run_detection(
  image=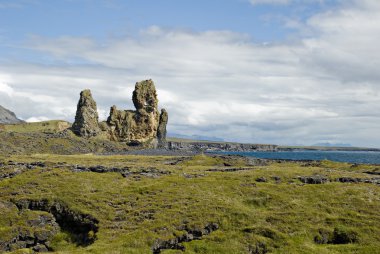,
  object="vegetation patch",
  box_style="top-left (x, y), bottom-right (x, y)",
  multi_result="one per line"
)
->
top-left (0, 154), bottom-right (379, 253)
